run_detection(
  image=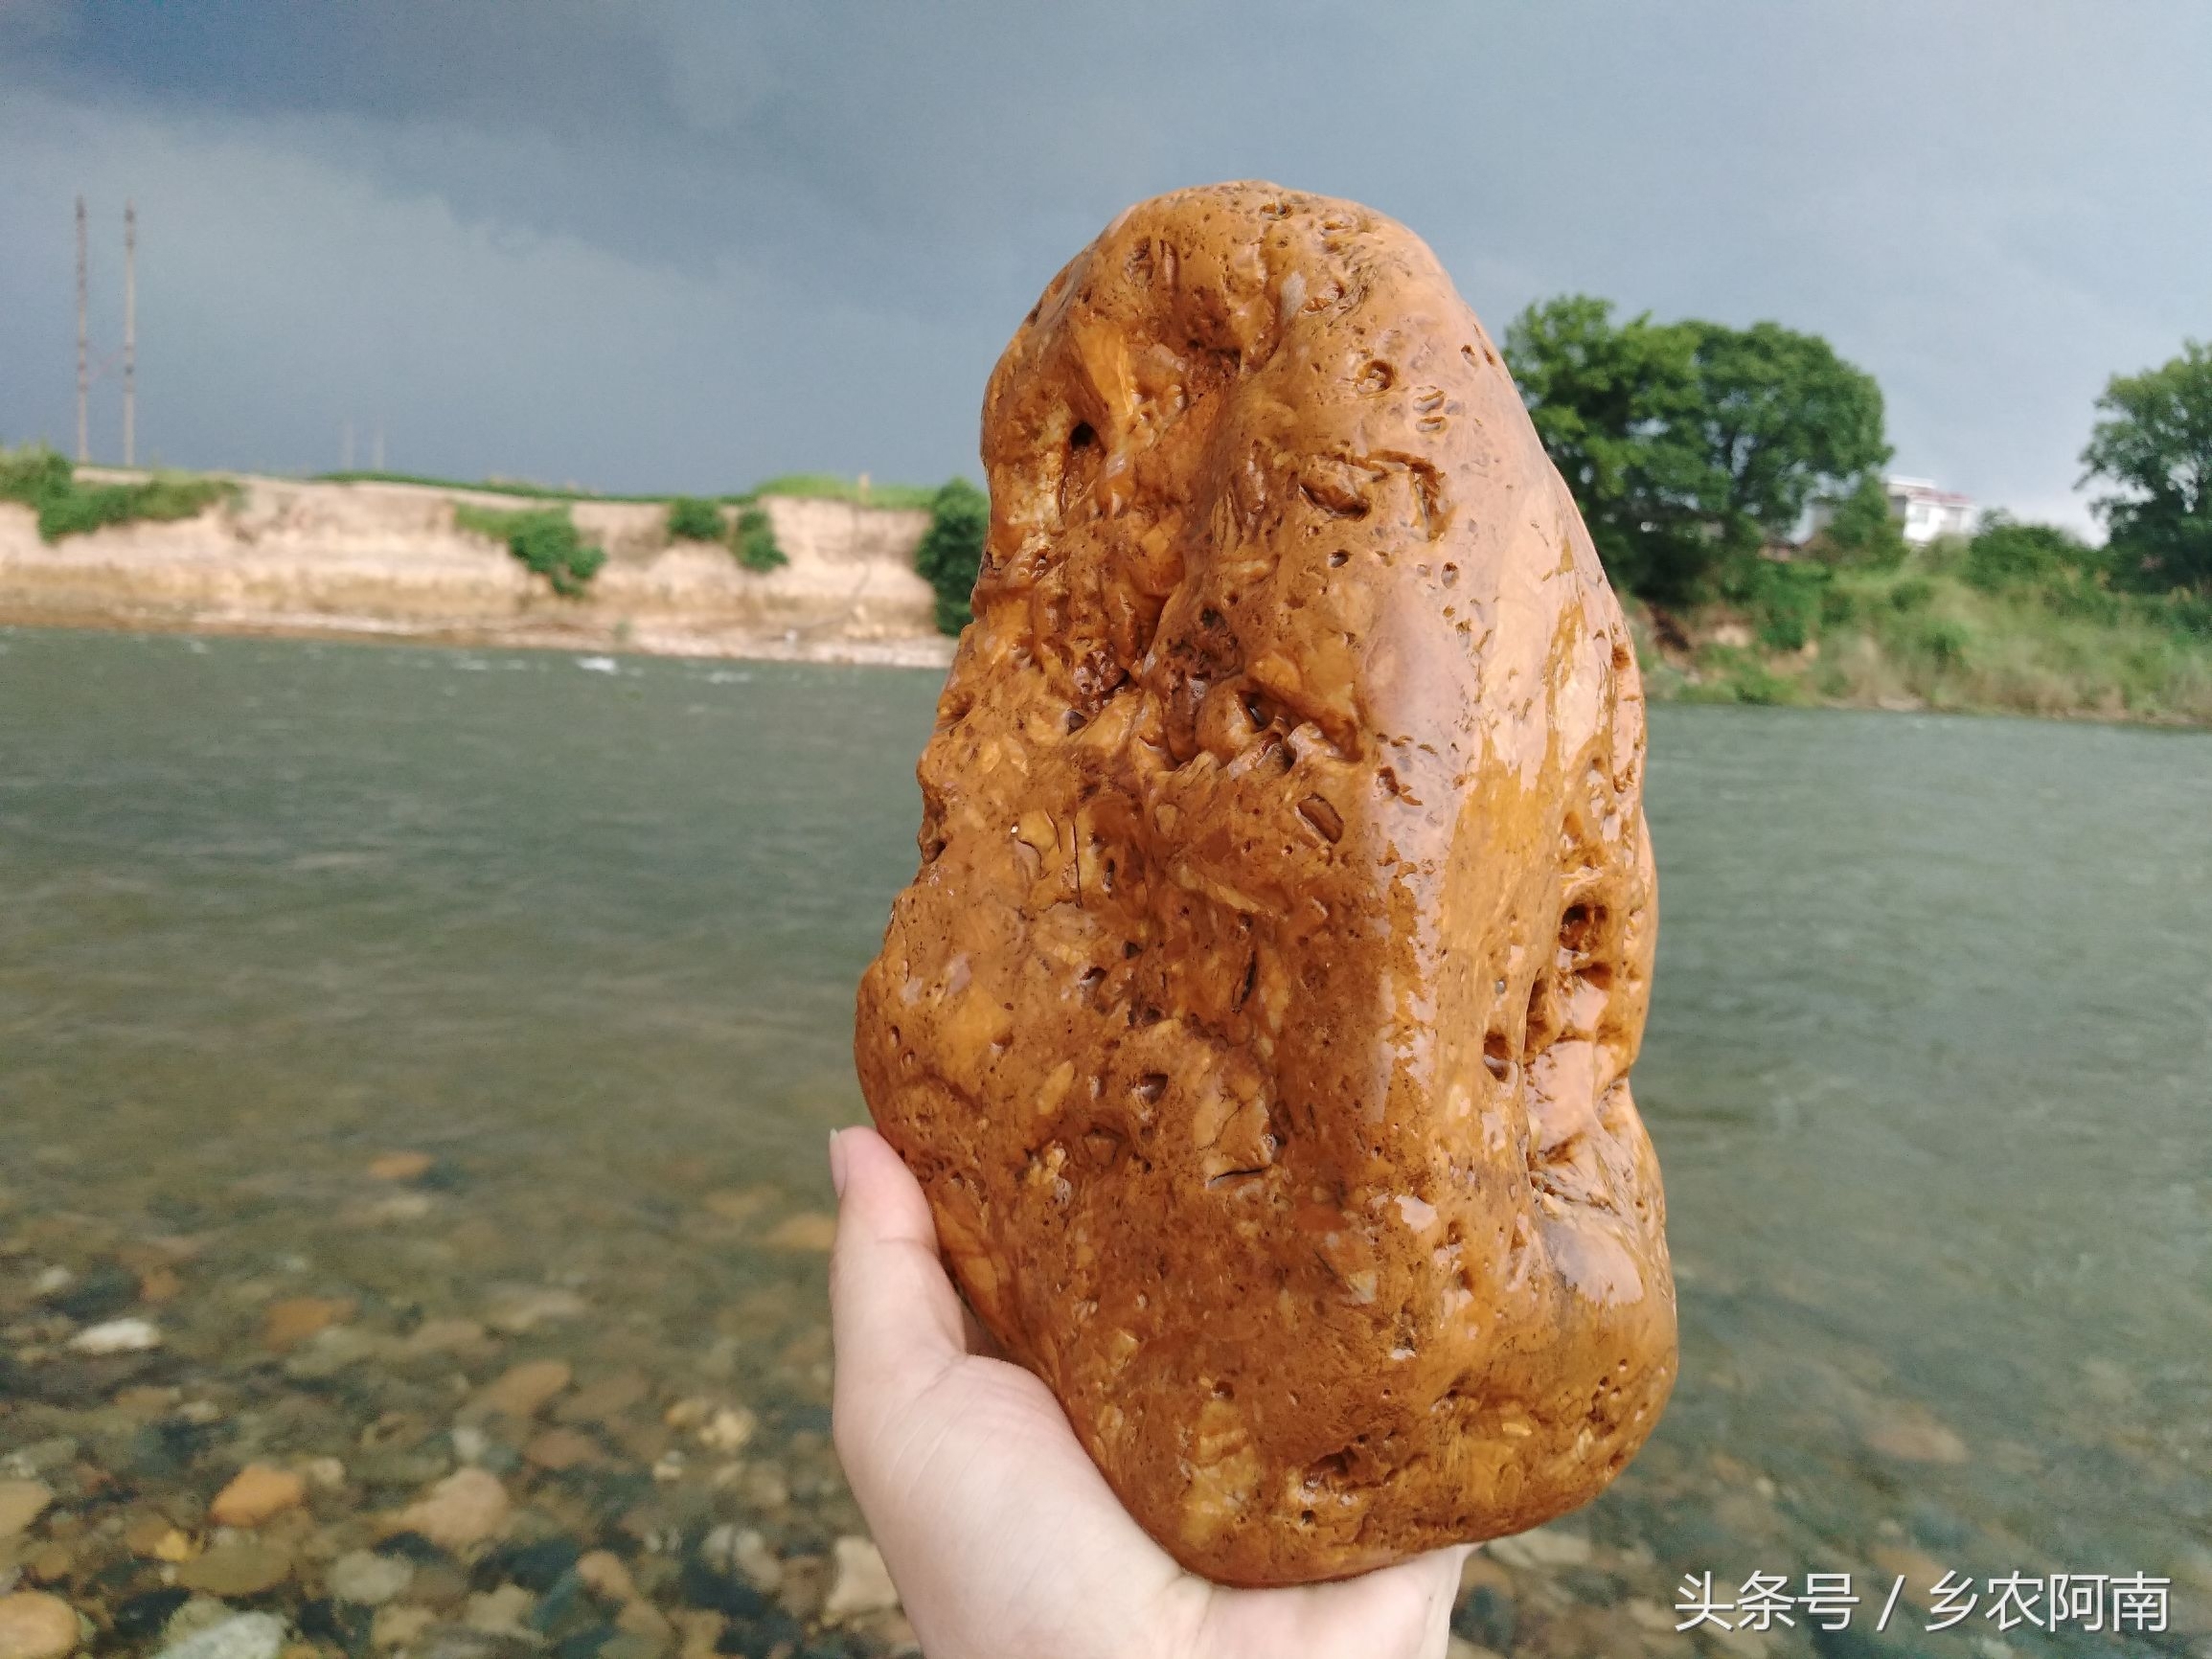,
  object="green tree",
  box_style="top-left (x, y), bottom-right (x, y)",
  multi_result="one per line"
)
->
top-left (1504, 297), bottom-right (1704, 600)
top-left (1806, 472), bottom-right (1908, 569)
top-left (2081, 340), bottom-right (2212, 593)
top-left (1506, 299), bottom-right (1891, 603)
top-left (917, 477), bottom-right (989, 635)
top-left (1679, 320), bottom-right (1890, 546)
